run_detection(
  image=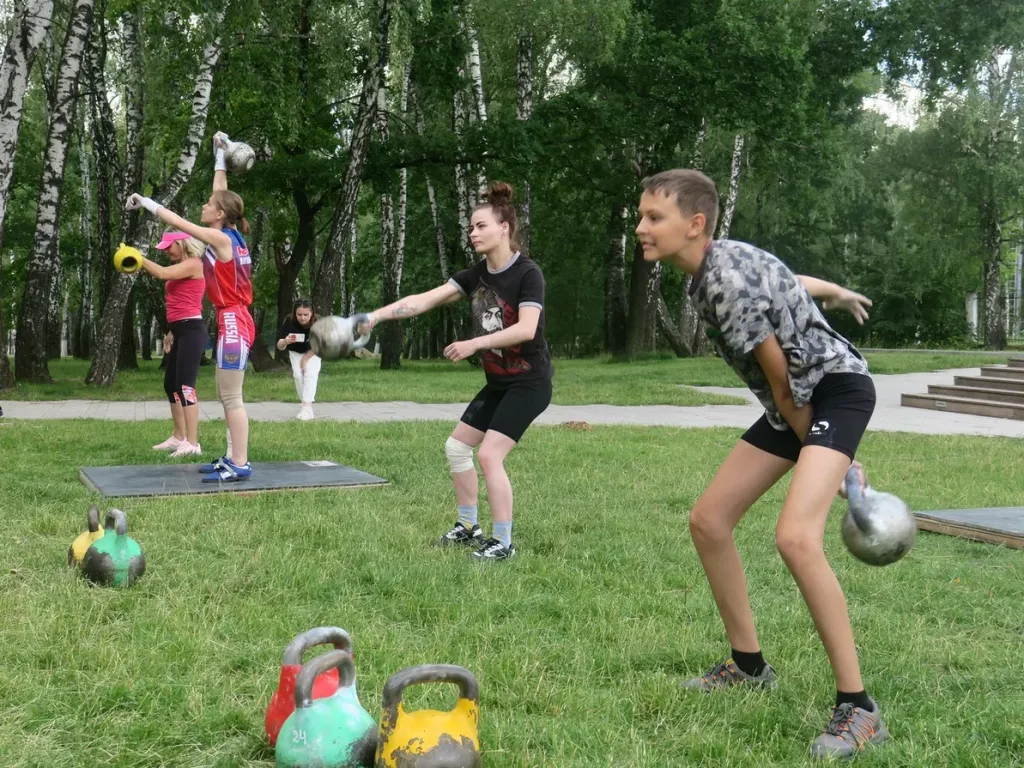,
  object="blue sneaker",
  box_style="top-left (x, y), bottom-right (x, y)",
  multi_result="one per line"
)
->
top-left (201, 458), bottom-right (252, 483)
top-left (198, 455), bottom-right (229, 473)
